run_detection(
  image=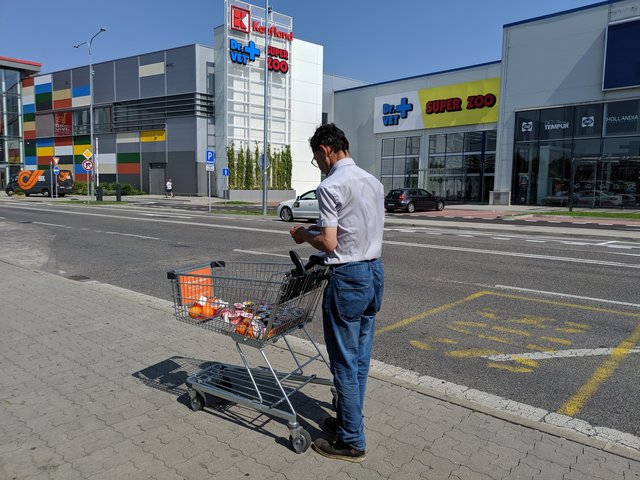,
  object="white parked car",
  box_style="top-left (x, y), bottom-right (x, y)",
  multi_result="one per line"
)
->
top-left (277, 189), bottom-right (319, 222)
